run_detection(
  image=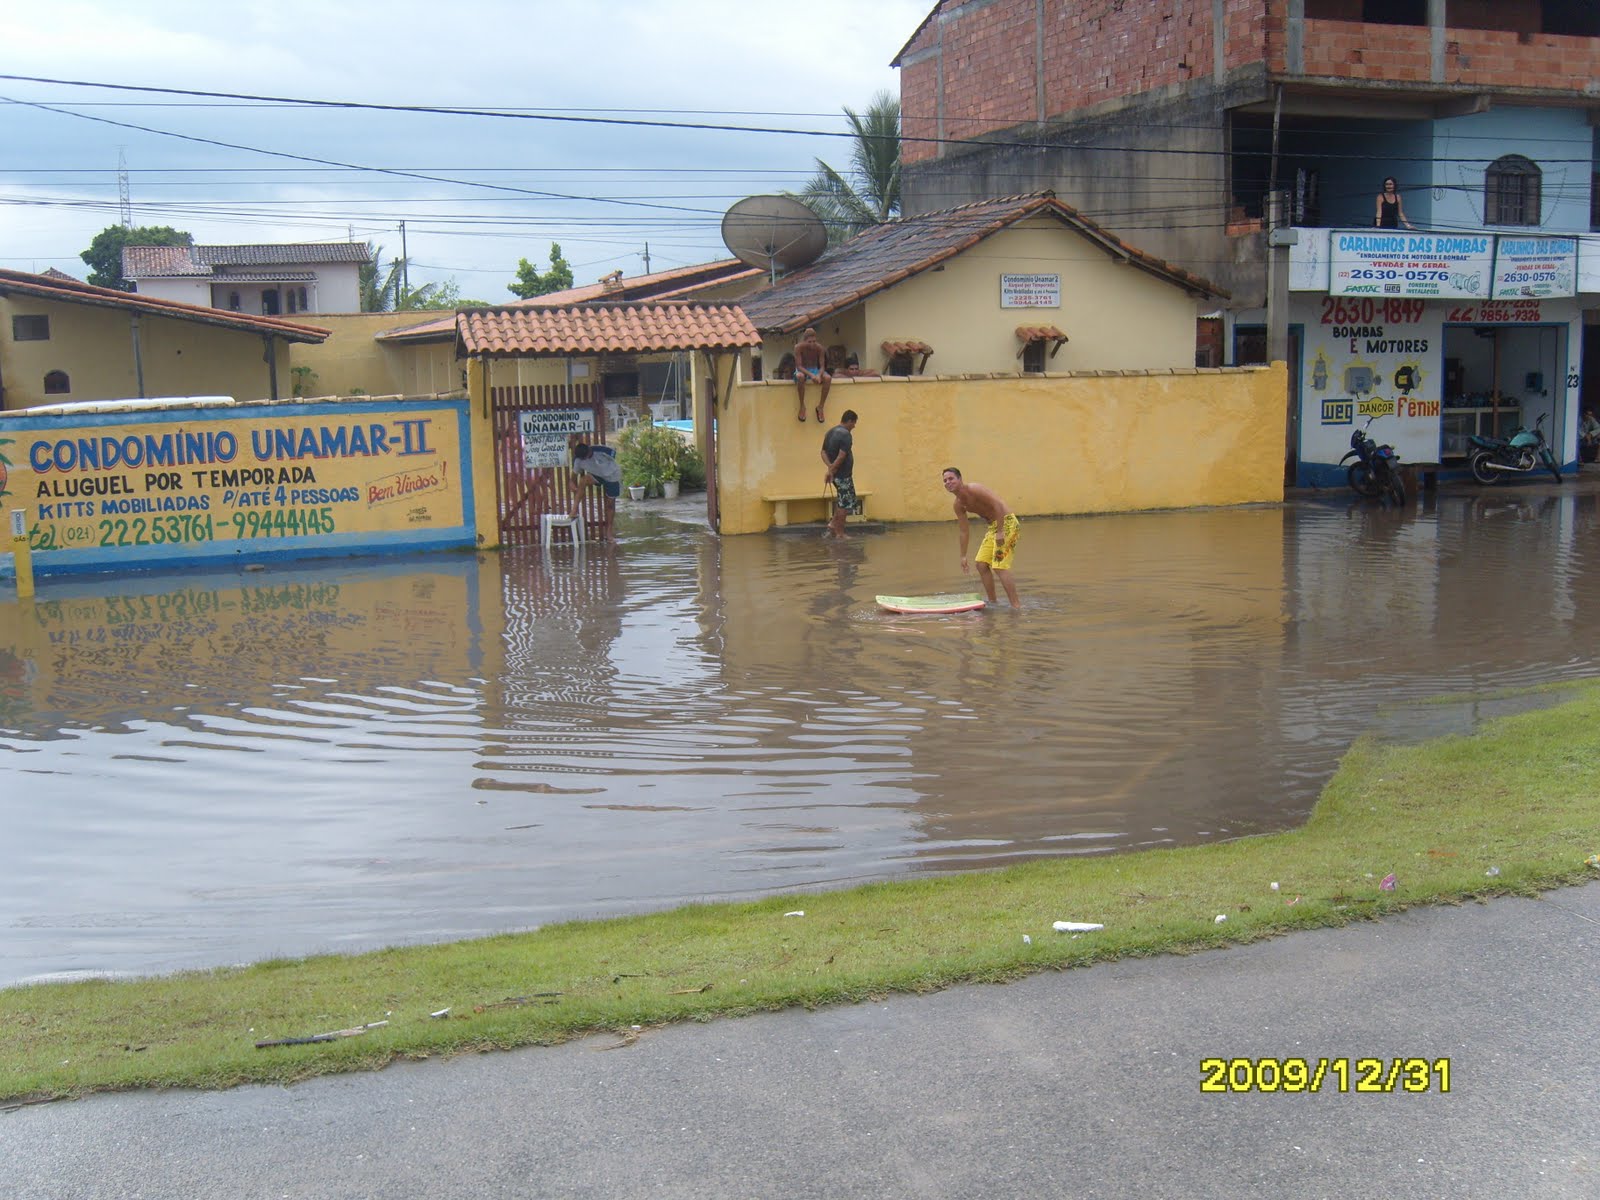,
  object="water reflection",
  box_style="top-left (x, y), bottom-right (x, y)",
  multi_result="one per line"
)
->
top-left (3, 490), bottom-right (1599, 985)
